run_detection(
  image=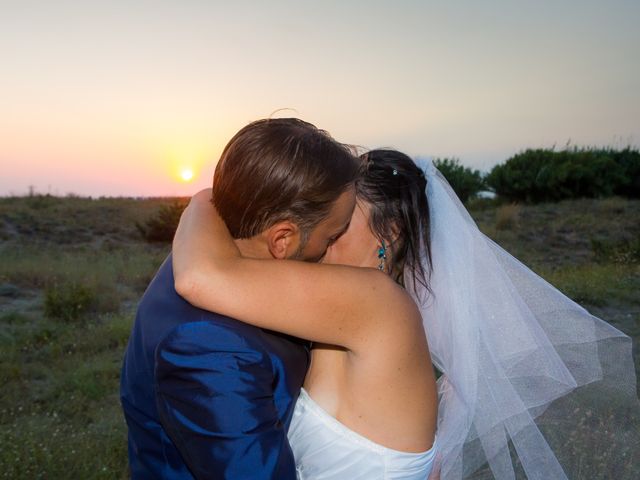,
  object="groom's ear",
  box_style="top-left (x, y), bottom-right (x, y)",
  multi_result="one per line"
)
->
top-left (265, 221), bottom-right (301, 259)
